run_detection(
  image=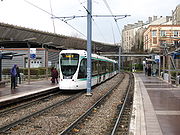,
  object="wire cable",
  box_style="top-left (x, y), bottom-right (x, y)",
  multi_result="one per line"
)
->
top-left (102, 0), bottom-right (122, 41)
top-left (77, 0), bottom-right (107, 42)
top-left (49, 0), bottom-right (56, 33)
top-left (24, 0), bottom-right (86, 38)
